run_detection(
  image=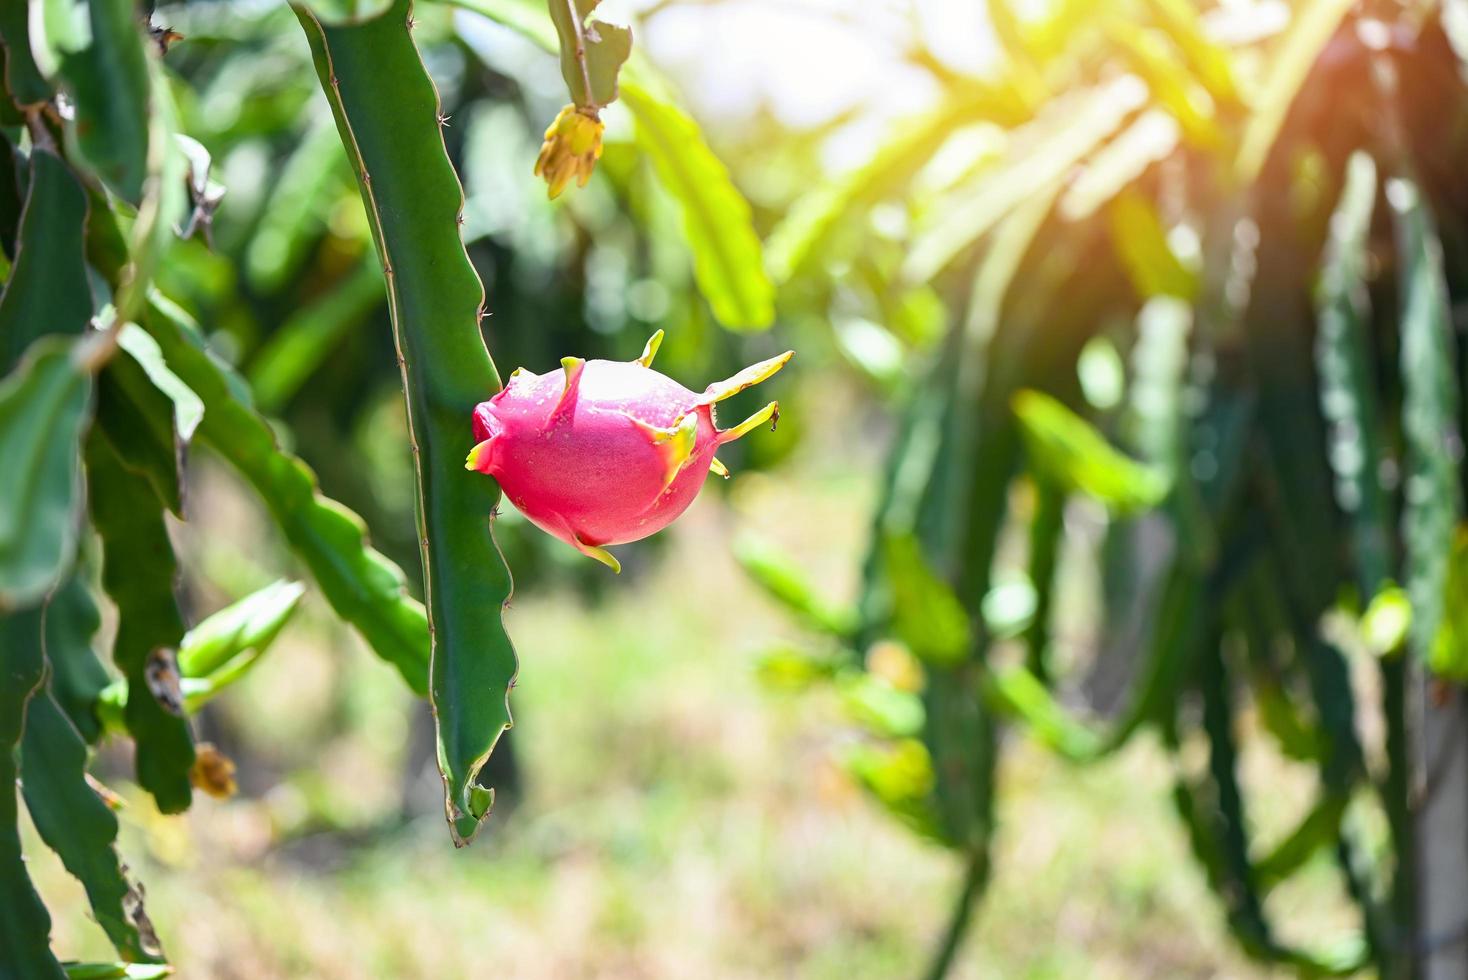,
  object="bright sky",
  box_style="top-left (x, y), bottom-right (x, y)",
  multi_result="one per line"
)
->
top-left (616, 0), bottom-right (1289, 170)
top-left (636, 0), bottom-right (995, 121)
